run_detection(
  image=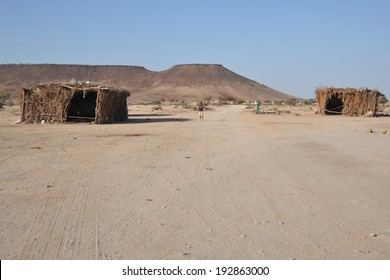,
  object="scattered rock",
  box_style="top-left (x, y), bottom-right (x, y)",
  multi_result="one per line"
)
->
top-left (145, 198), bottom-right (153, 202)
top-left (11, 119), bottom-right (21, 125)
top-left (365, 128), bottom-right (374, 133)
top-left (369, 233), bottom-right (378, 237)
top-left (41, 120), bottom-right (45, 124)
top-left (45, 184), bottom-right (53, 188)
